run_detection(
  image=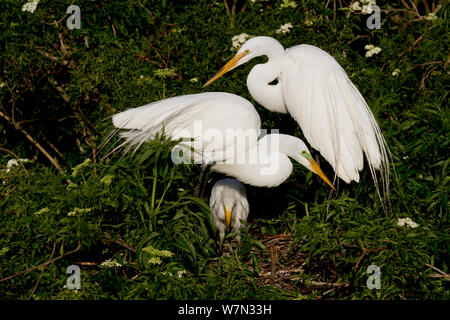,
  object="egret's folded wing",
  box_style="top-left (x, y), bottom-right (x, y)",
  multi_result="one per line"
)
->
top-left (281, 44), bottom-right (390, 186)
